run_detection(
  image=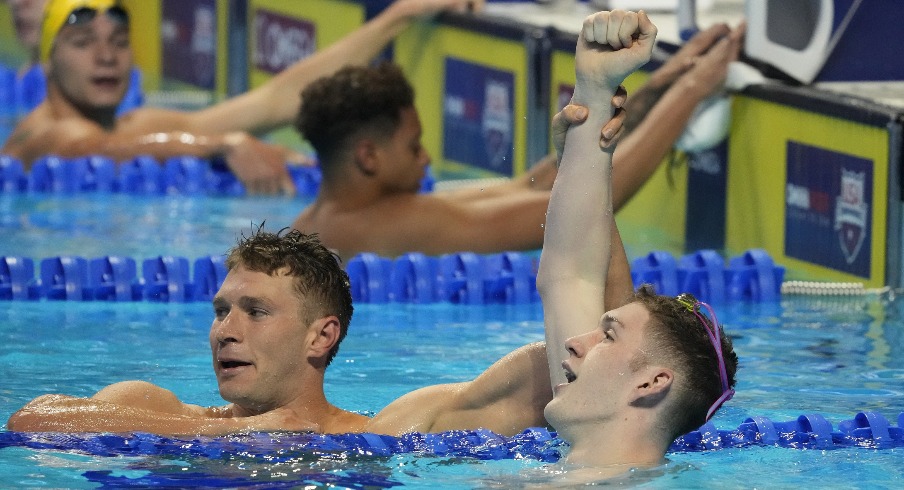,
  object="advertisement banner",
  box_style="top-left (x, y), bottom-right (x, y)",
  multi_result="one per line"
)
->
top-left (726, 95), bottom-right (889, 287)
top-left (161, 0), bottom-right (218, 90)
top-left (785, 141), bottom-right (873, 278)
top-left (252, 9), bottom-right (316, 75)
top-left (443, 58), bottom-right (515, 175)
